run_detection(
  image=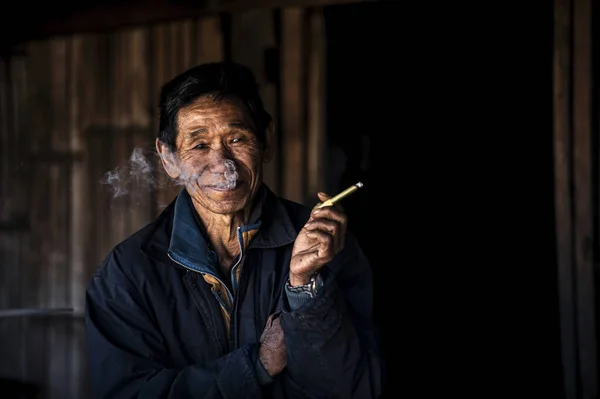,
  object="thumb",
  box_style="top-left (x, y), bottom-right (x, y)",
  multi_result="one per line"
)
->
top-left (317, 192), bottom-right (331, 201)
top-left (315, 191), bottom-right (344, 212)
